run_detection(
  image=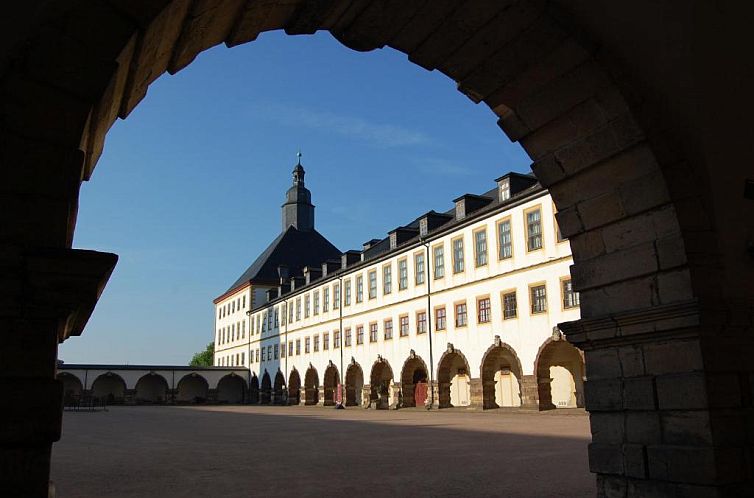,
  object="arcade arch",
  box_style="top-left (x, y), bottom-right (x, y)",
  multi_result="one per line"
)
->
top-left (57, 372), bottom-right (83, 401)
top-left (288, 369), bottom-right (301, 405)
top-left (217, 374), bottom-right (246, 404)
top-left (304, 366), bottom-right (319, 405)
top-left (323, 363), bottom-right (339, 407)
top-left (91, 373), bottom-right (126, 404)
top-left (345, 361), bottom-right (364, 407)
top-left (535, 338), bottom-right (585, 410)
top-left (135, 373), bottom-right (169, 403)
top-left (400, 352), bottom-right (429, 408)
top-left (176, 374), bottom-right (209, 403)
top-left (273, 370), bottom-right (286, 405)
top-left (437, 347), bottom-right (471, 409)
top-left (260, 371), bottom-right (272, 404)
top-left (481, 341), bottom-right (524, 409)
top-left (249, 375), bottom-right (260, 404)
top-left (369, 358), bottom-right (394, 410)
